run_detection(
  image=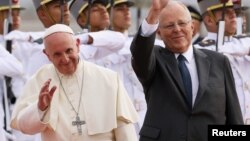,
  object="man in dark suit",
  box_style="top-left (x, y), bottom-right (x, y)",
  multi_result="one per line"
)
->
top-left (130, 0), bottom-right (243, 141)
